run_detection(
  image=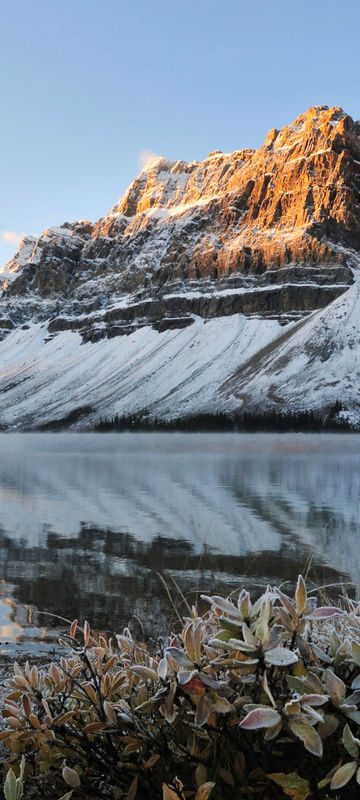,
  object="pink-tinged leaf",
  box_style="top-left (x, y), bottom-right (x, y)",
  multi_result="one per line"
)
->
top-left (194, 782), bottom-right (216, 800)
top-left (288, 719), bottom-right (323, 757)
top-left (309, 606), bottom-right (343, 619)
top-left (69, 619), bottom-right (78, 639)
top-left (239, 707), bottom-right (281, 730)
top-left (330, 761), bottom-right (357, 790)
top-left (301, 694), bottom-right (329, 707)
